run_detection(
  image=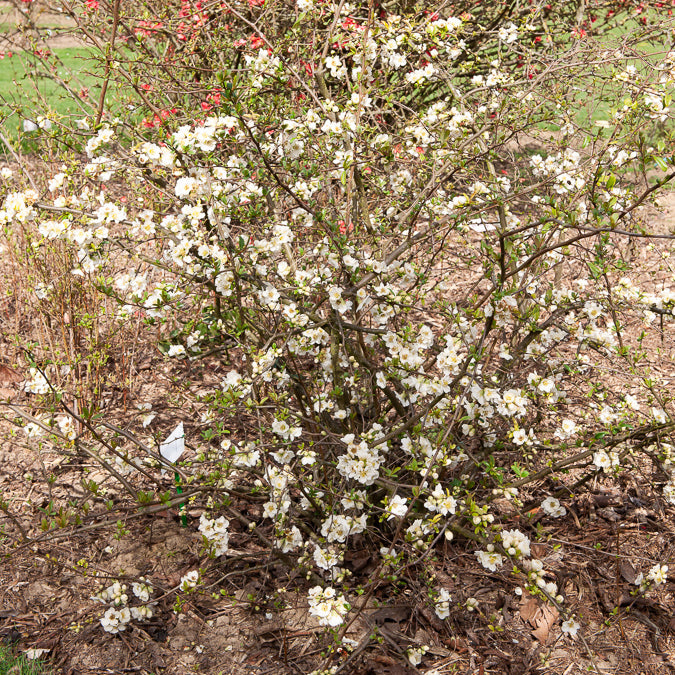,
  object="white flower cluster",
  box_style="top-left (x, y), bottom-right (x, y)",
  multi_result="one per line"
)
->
top-left (320, 513), bottom-right (367, 544)
top-left (93, 581), bottom-right (128, 607)
top-left (663, 472), bottom-right (675, 505)
top-left (173, 115), bottom-right (239, 154)
top-left (636, 563), bottom-right (669, 592)
top-left (57, 415), bottom-right (77, 441)
top-left (434, 588), bottom-right (452, 619)
top-left (93, 579), bottom-right (154, 634)
top-left (23, 116), bottom-right (52, 132)
top-left (336, 433), bottom-right (385, 485)
top-left (258, 464), bottom-right (306, 553)
top-left (461, 382), bottom-right (530, 437)
top-left (100, 606), bottom-right (131, 634)
top-left (0, 189), bottom-right (37, 224)
top-left (407, 645), bottom-right (429, 666)
top-left (500, 529), bottom-right (531, 558)
top-left (554, 419), bottom-right (577, 440)
top-left (470, 66), bottom-right (509, 88)
top-left (198, 513), bottom-right (230, 556)
top-left (530, 149), bottom-right (586, 194)
top-left (245, 49), bottom-right (284, 89)
top-left (23, 421), bottom-right (45, 438)
top-left (313, 546), bottom-right (342, 572)
top-left (383, 494), bottom-right (407, 520)
top-left (592, 449), bottom-right (620, 473)
top-left (400, 435), bottom-right (467, 477)
top-left (643, 91), bottom-right (670, 121)
top-left (541, 496), bottom-right (566, 518)
top-left (275, 525), bottom-right (303, 553)
top-left (272, 417), bottom-right (303, 441)
top-left (307, 586), bottom-right (350, 627)
top-left (498, 21), bottom-right (519, 44)
top-left (424, 485), bottom-right (457, 516)
top-left (132, 578), bottom-right (154, 603)
top-left (522, 559), bottom-right (563, 603)
top-left (180, 570), bottom-right (200, 591)
top-left (85, 125), bottom-right (115, 158)
top-left (23, 368), bottom-right (50, 395)
top-left (475, 548), bottom-right (504, 572)
top-left (222, 438), bottom-right (260, 468)
top-left (561, 617), bottom-right (580, 637)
